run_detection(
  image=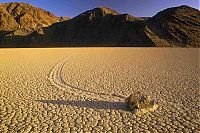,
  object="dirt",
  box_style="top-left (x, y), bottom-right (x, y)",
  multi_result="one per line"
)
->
top-left (0, 48), bottom-right (199, 132)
